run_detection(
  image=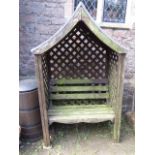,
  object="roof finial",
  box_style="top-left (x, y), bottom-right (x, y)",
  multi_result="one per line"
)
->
top-left (75, 1), bottom-right (86, 11)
